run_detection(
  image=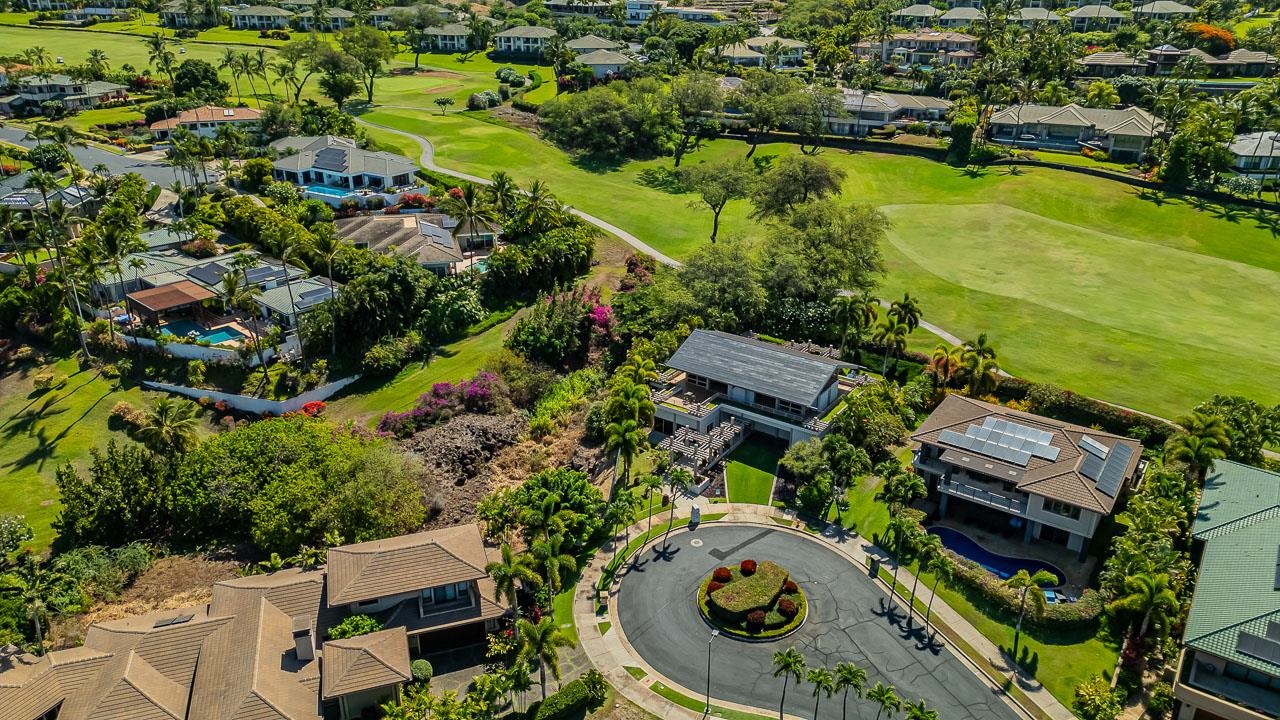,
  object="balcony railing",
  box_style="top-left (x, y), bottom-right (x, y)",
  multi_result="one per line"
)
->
top-left (940, 478), bottom-right (1028, 514)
